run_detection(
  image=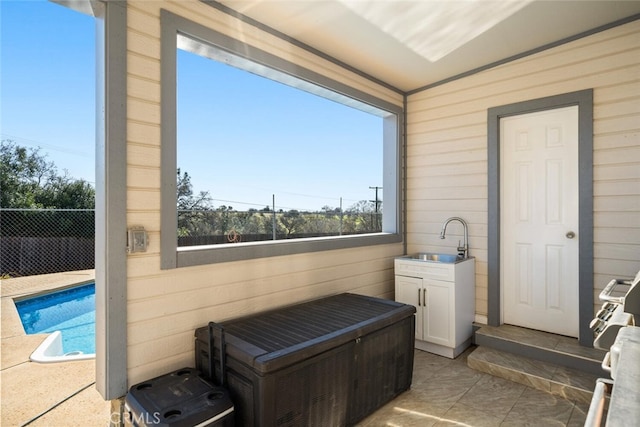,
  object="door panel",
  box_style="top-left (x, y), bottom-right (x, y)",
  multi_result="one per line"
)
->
top-left (424, 279), bottom-right (453, 347)
top-left (501, 106), bottom-right (579, 337)
top-left (395, 276), bottom-right (423, 340)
